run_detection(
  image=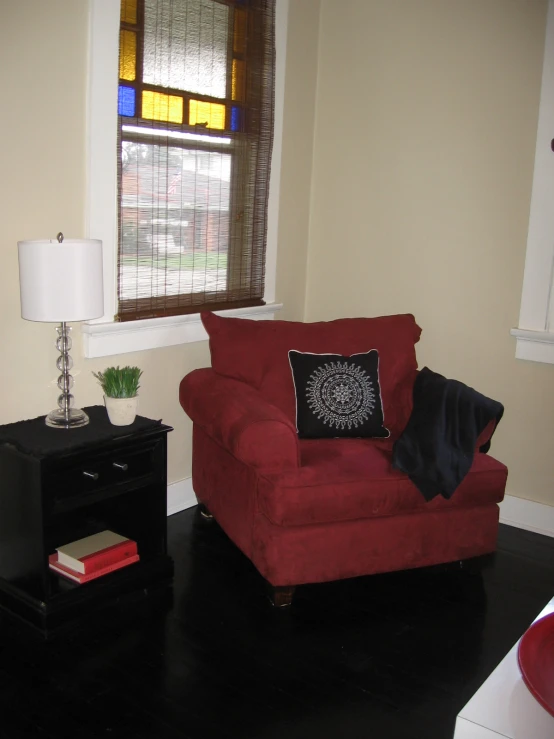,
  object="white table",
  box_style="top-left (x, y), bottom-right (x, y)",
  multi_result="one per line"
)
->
top-left (454, 597), bottom-right (554, 738)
